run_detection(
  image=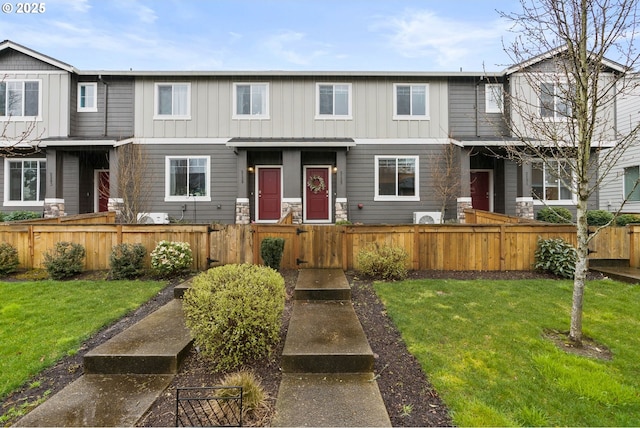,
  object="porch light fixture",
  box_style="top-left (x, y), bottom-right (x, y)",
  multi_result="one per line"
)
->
top-left (332, 166), bottom-right (338, 173)
top-left (248, 166), bottom-right (255, 173)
